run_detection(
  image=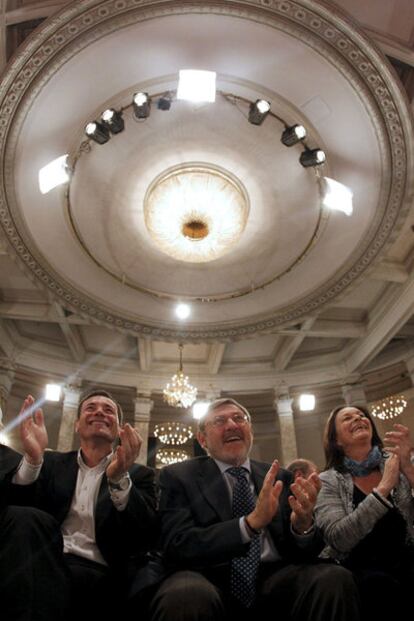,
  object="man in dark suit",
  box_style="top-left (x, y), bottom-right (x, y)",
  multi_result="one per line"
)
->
top-left (1, 437), bottom-right (68, 620)
top-left (15, 390), bottom-right (157, 620)
top-left (151, 398), bottom-right (359, 621)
